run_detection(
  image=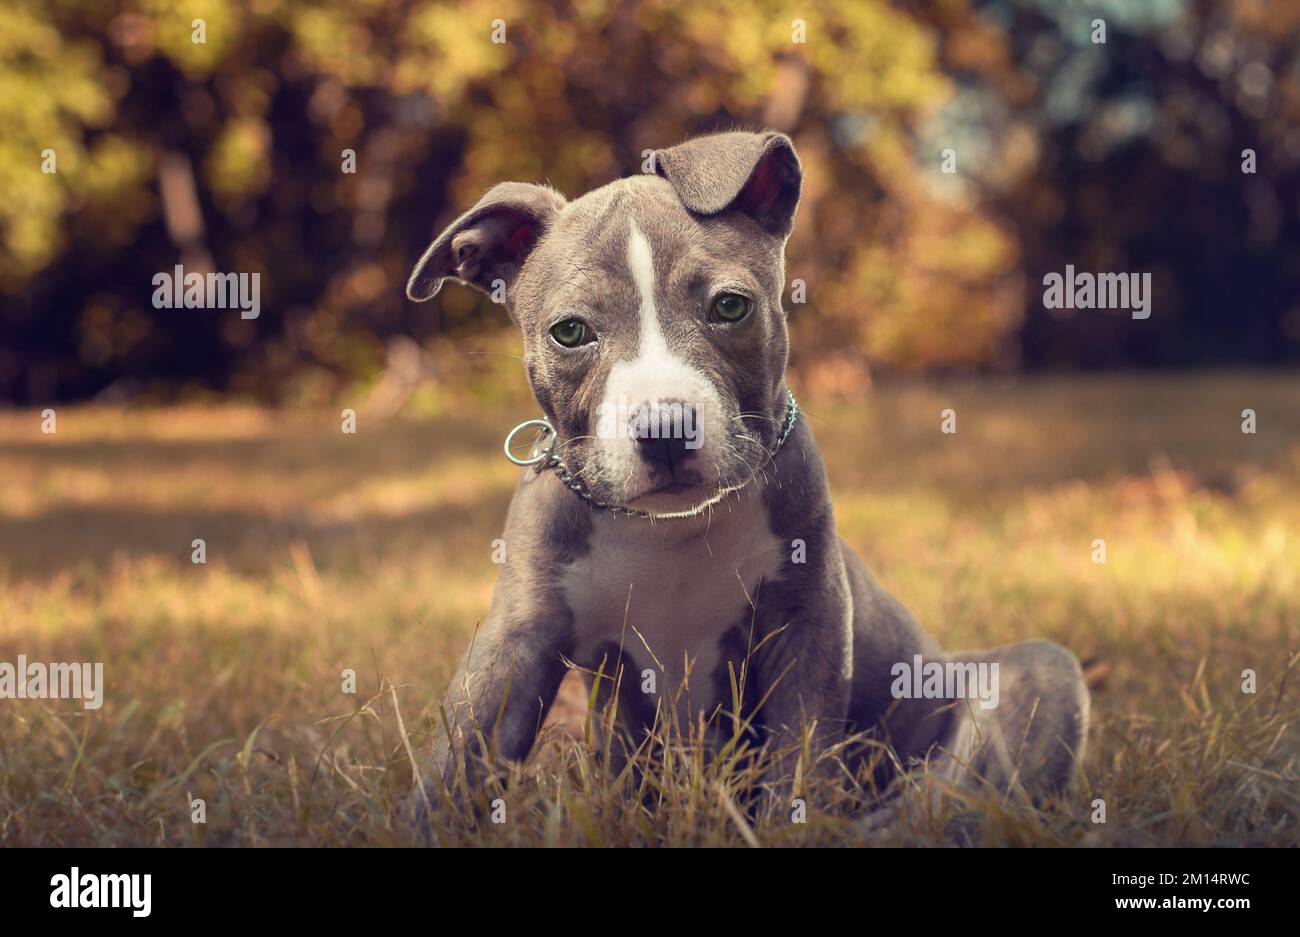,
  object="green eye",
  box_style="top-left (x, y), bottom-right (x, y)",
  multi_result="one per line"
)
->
top-left (550, 318), bottom-right (590, 348)
top-left (712, 293), bottom-right (750, 323)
